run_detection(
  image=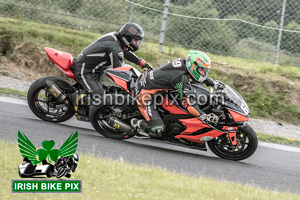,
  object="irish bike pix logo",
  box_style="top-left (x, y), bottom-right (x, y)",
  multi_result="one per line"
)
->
top-left (12, 131), bottom-right (81, 193)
